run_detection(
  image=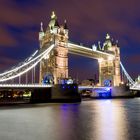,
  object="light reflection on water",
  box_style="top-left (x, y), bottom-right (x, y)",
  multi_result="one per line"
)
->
top-left (0, 99), bottom-right (140, 140)
top-left (92, 100), bottom-right (129, 140)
